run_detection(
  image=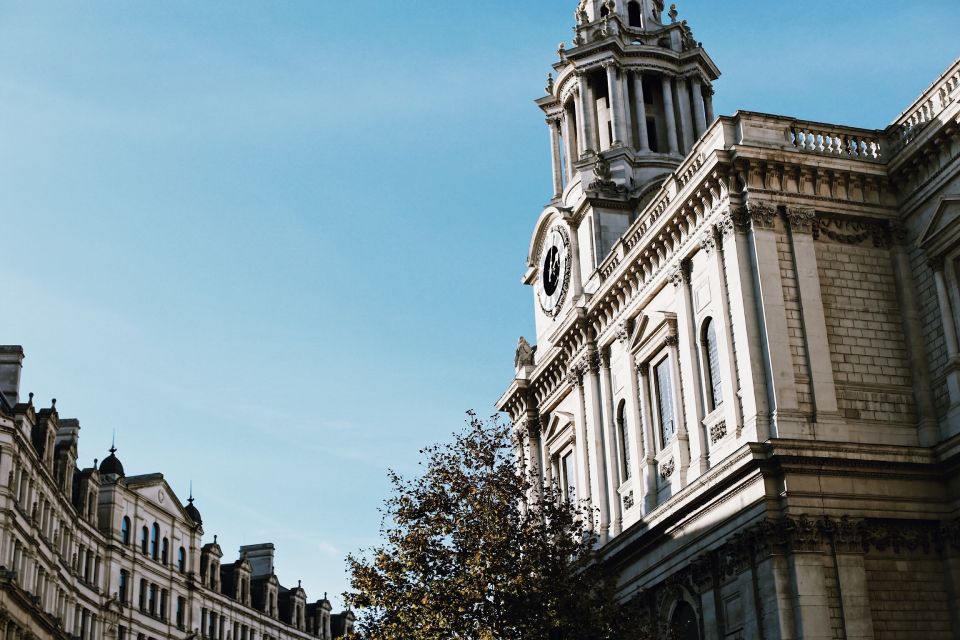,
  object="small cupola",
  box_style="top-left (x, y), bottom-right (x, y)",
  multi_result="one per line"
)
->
top-left (98, 444), bottom-right (125, 480)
